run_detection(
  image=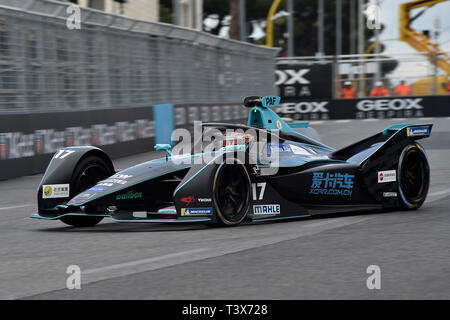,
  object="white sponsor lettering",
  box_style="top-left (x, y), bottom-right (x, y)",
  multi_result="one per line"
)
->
top-left (356, 98), bottom-right (423, 112)
top-left (253, 204), bottom-right (281, 215)
top-left (275, 69), bottom-right (310, 85)
top-left (252, 182), bottom-right (266, 201)
top-left (277, 102), bottom-right (329, 114)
